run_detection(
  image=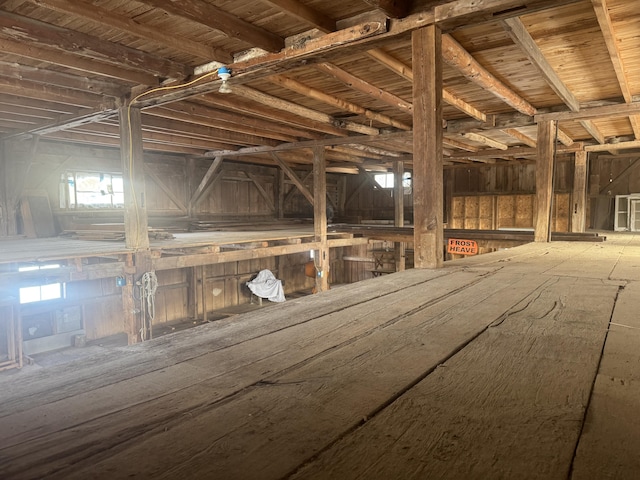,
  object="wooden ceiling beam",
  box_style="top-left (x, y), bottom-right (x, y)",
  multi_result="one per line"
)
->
top-left (0, 103), bottom-right (58, 121)
top-left (443, 136), bottom-right (479, 152)
top-left (0, 37), bottom-right (158, 85)
top-left (259, 0), bottom-right (336, 33)
top-left (367, 48), bottom-right (487, 121)
top-left (591, 0), bottom-right (640, 139)
top-left (314, 62), bottom-right (413, 113)
top-left (28, 0), bottom-right (233, 63)
top-left (441, 33), bottom-right (537, 116)
top-left (144, 106), bottom-right (300, 143)
top-left (43, 130), bottom-right (207, 155)
top-left (196, 94), bottom-right (353, 138)
top-left (535, 102), bottom-right (640, 122)
top-left (447, 143), bottom-right (582, 158)
top-left (268, 74), bottom-right (412, 130)
top-left (501, 17), bottom-right (579, 112)
top-left (434, 0), bottom-right (584, 31)
top-left (136, 0), bottom-right (284, 53)
top-left (556, 128), bottom-right (575, 147)
top-left (204, 131), bottom-right (413, 158)
top-left (230, 85), bottom-right (379, 136)
top-left (502, 128), bottom-right (536, 147)
top-left (361, 0), bottom-right (411, 18)
top-left (134, 19), bottom-right (389, 108)
top-left (71, 122), bottom-right (238, 151)
top-left (585, 141), bottom-right (640, 152)
top-left (462, 132), bottom-right (509, 150)
top-left (0, 11), bottom-right (189, 80)
top-left (0, 61), bottom-right (126, 97)
top-left (0, 94), bottom-right (85, 115)
top-left (153, 102), bottom-right (322, 141)
top-left (500, 17), bottom-right (605, 143)
top-left (0, 76), bottom-right (112, 109)
top-left (139, 114), bottom-right (281, 147)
